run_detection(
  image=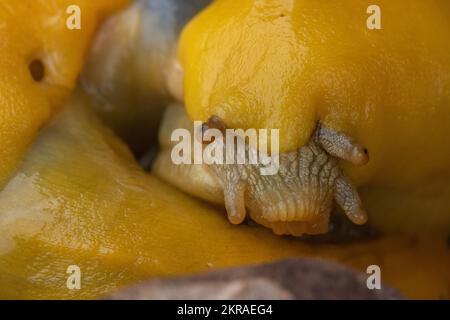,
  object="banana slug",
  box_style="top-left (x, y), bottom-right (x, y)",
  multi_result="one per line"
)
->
top-left (83, 0), bottom-right (450, 236)
top-left (1, 0), bottom-right (450, 300)
top-left (0, 0), bottom-right (129, 188)
top-left (158, 0), bottom-right (450, 236)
